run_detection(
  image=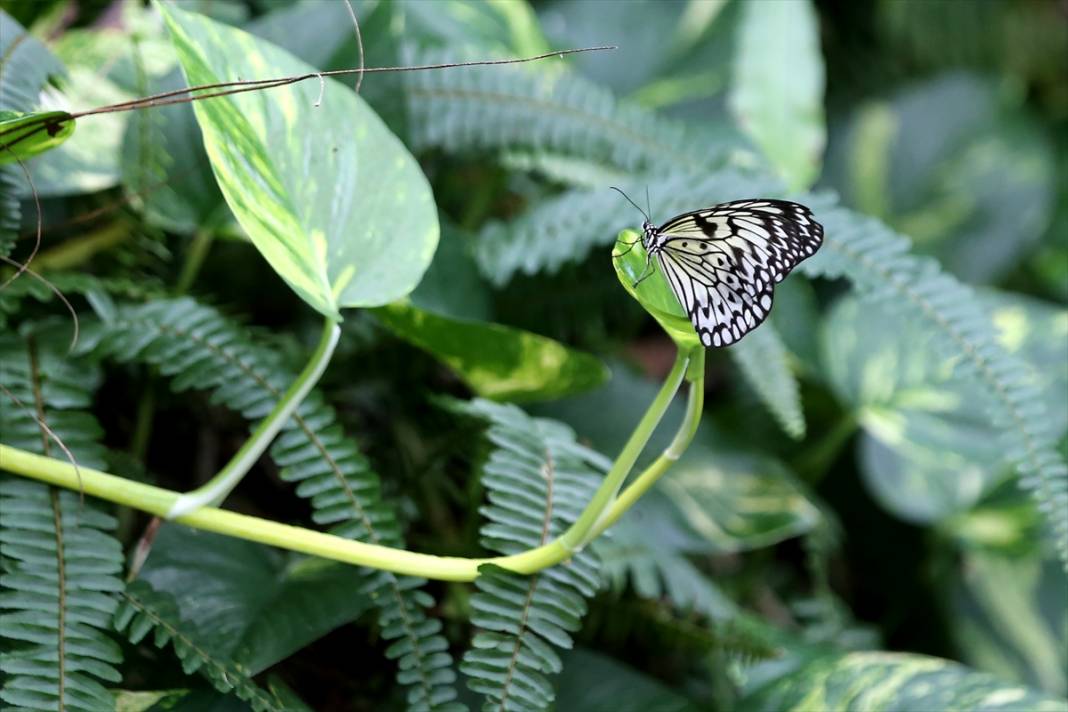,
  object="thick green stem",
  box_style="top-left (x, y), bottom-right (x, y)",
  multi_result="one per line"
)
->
top-left (0, 343), bottom-right (701, 581)
top-left (589, 348), bottom-right (704, 541)
top-left (558, 348), bottom-right (690, 552)
top-left (165, 318), bottom-right (339, 517)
